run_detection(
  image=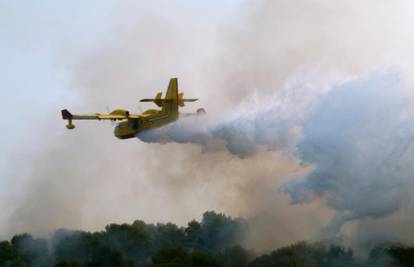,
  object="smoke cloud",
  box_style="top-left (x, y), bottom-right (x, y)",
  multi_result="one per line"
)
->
top-left (137, 70), bottom-right (340, 156)
top-left (138, 67), bottom-right (414, 248)
top-left (285, 70), bottom-right (414, 241)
